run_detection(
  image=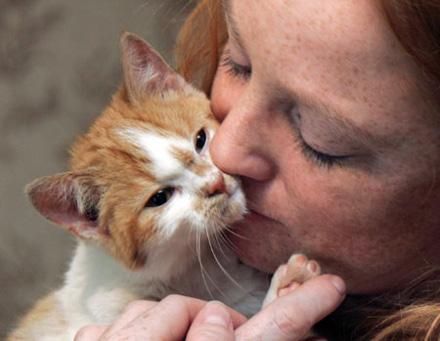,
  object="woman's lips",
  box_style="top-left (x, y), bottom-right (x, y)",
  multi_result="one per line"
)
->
top-left (244, 208), bottom-right (282, 225)
top-left (231, 208), bottom-right (283, 245)
top-left (244, 209), bottom-right (267, 222)
top-left (228, 208), bottom-right (287, 273)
